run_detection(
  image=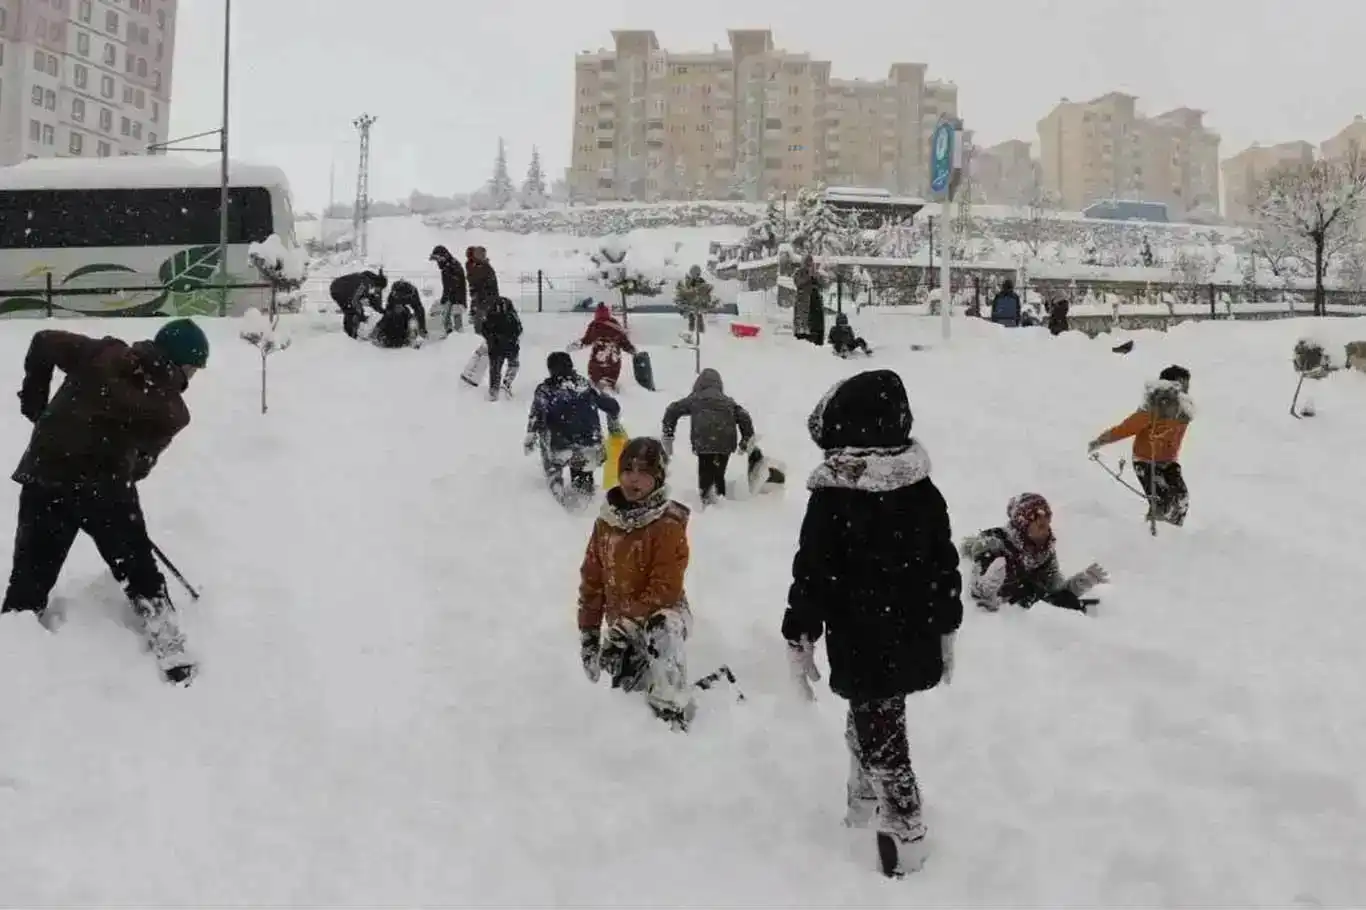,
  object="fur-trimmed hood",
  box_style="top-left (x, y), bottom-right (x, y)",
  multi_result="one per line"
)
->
top-left (1142, 379), bottom-right (1195, 422)
top-left (807, 440), bottom-right (932, 492)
